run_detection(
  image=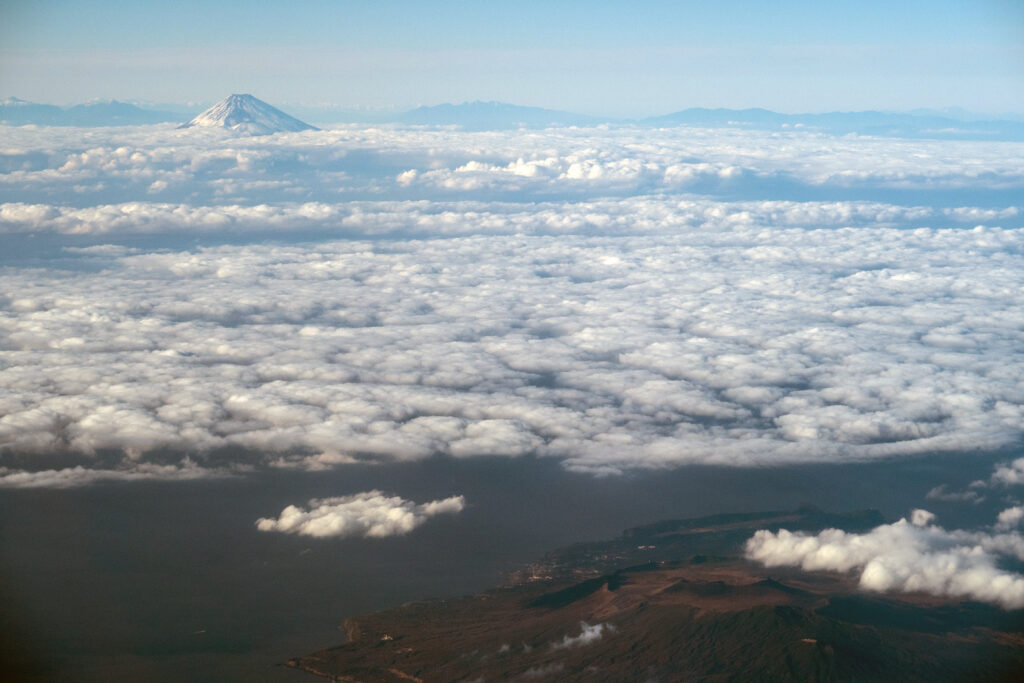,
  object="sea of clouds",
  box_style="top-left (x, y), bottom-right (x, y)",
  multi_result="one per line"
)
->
top-left (1, 123), bottom-right (1022, 486)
